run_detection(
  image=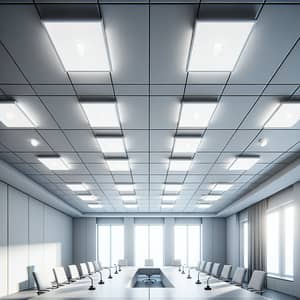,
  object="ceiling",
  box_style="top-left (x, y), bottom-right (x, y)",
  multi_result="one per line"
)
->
top-left (0, 0), bottom-right (300, 214)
